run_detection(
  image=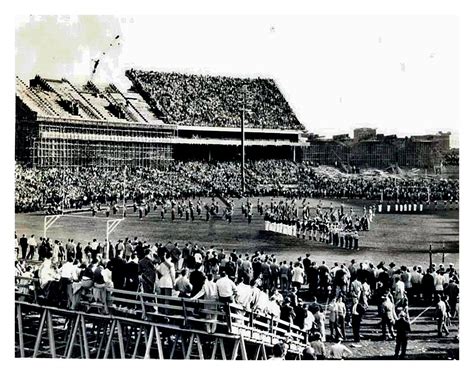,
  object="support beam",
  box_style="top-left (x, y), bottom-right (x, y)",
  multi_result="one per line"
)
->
top-left (16, 304), bottom-right (25, 358)
top-left (95, 322), bottom-right (107, 359)
top-left (80, 315), bottom-right (90, 359)
top-left (103, 320), bottom-right (117, 359)
top-left (219, 338), bottom-right (227, 360)
top-left (211, 338), bottom-right (218, 360)
top-left (185, 333), bottom-right (195, 359)
top-left (154, 326), bottom-right (164, 359)
top-left (254, 343), bottom-right (261, 360)
top-left (231, 338), bottom-right (240, 360)
top-left (239, 335), bottom-right (248, 360)
top-left (132, 327), bottom-right (143, 359)
top-left (144, 326), bottom-right (154, 359)
top-left (66, 315), bottom-right (81, 359)
top-left (116, 320), bottom-right (126, 359)
top-left (46, 310), bottom-right (57, 358)
top-left (241, 86), bottom-right (246, 194)
top-left (261, 343), bottom-right (267, 360)
top-left (32, 309), bottom-right (47, 358)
